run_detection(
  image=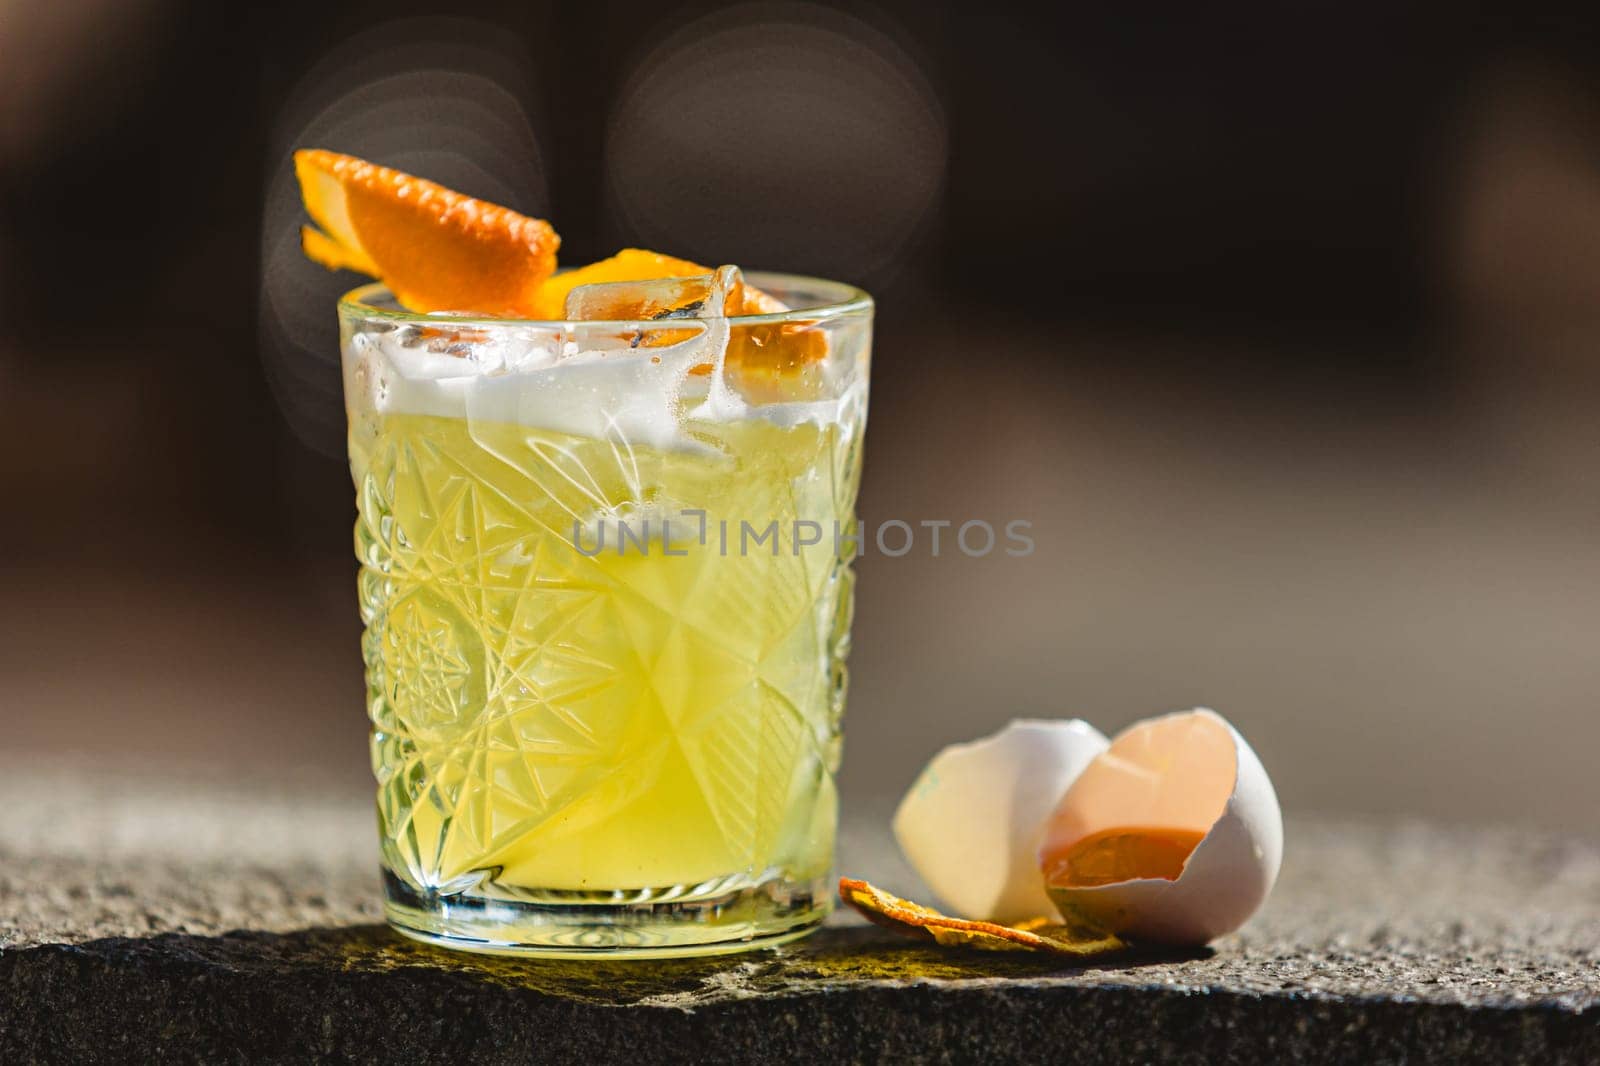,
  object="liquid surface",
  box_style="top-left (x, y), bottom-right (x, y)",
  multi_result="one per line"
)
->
top-left (351, 410), bottom-right (863, 895)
